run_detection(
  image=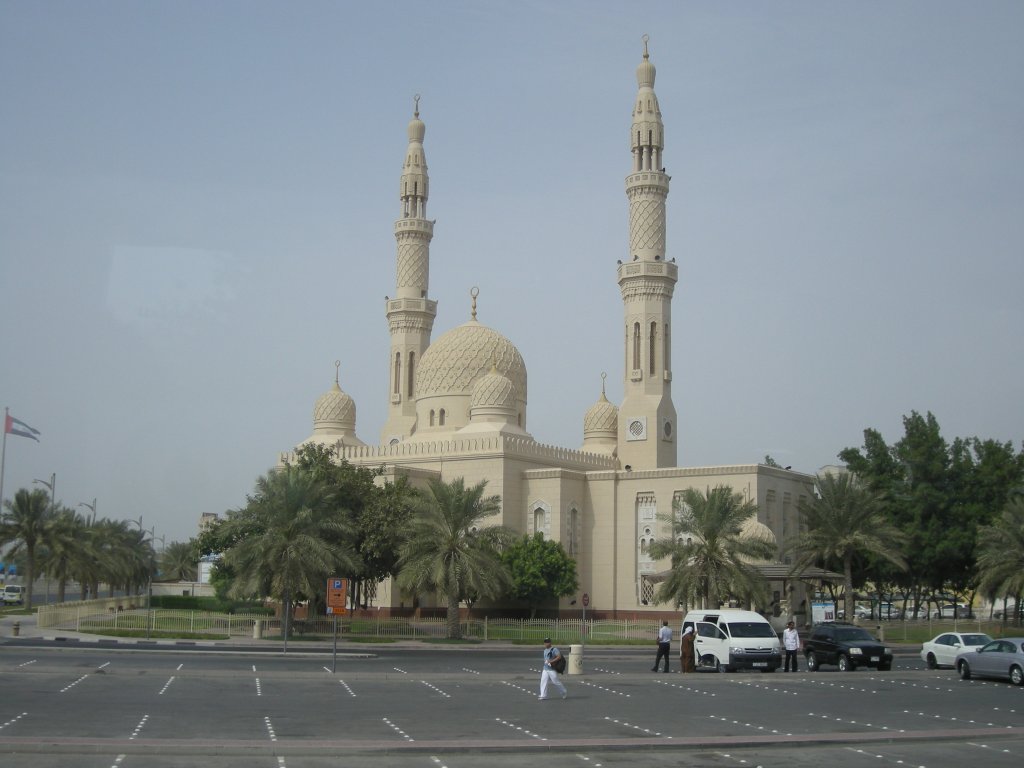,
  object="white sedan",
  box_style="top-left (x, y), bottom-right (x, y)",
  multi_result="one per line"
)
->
top-left (920, 631), bottom-right (992, 669)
